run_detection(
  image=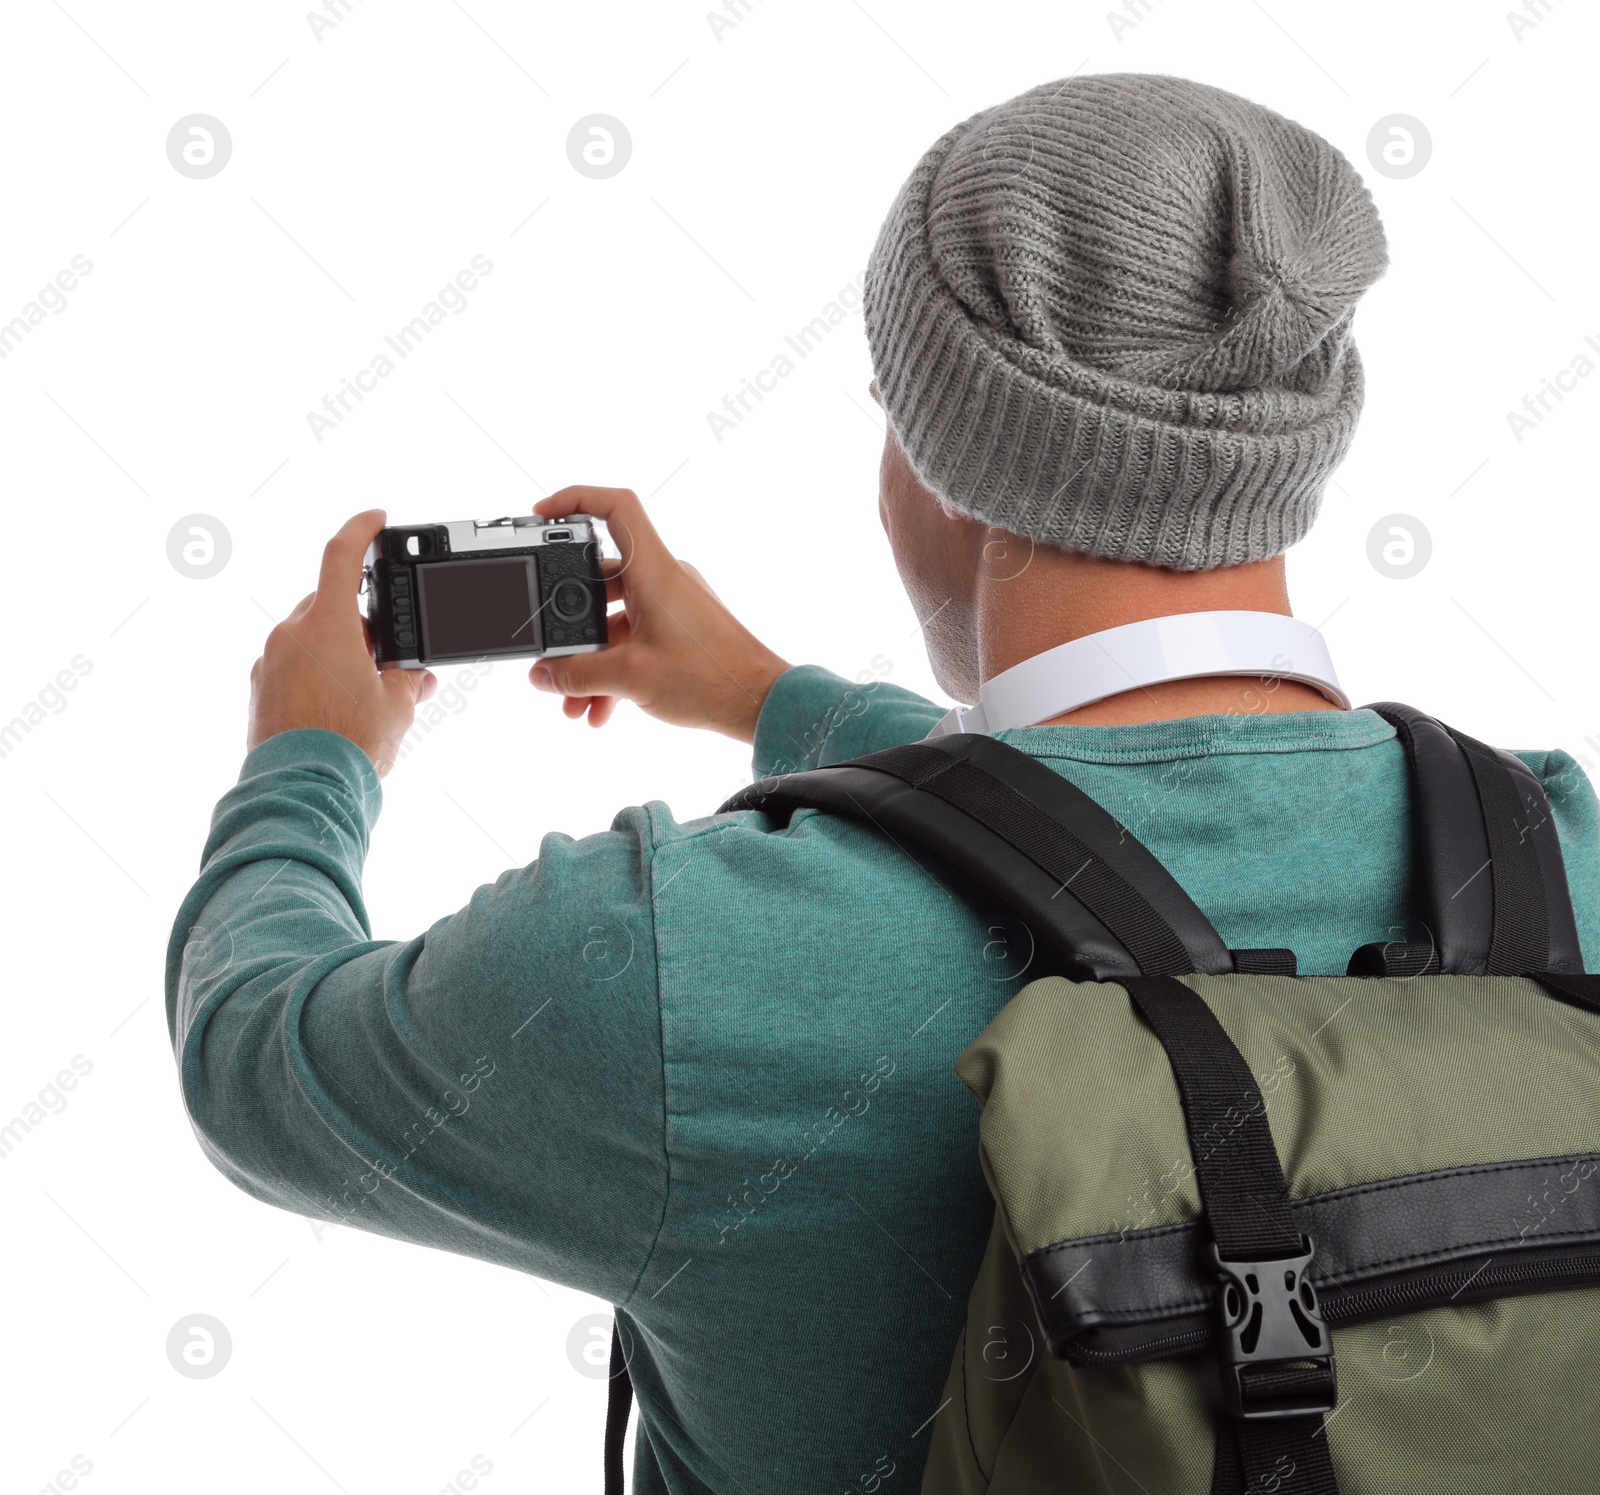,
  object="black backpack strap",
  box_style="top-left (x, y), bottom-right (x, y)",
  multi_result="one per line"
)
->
top-left (1124, 977), bottom-right (1338, 1495)
top-left (720, 732), bottom-right (1234, 981)
top-left (604, 1318), bottom-right (633, 1495)
top-left (1357, 703), bottom-right (1582, 976)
